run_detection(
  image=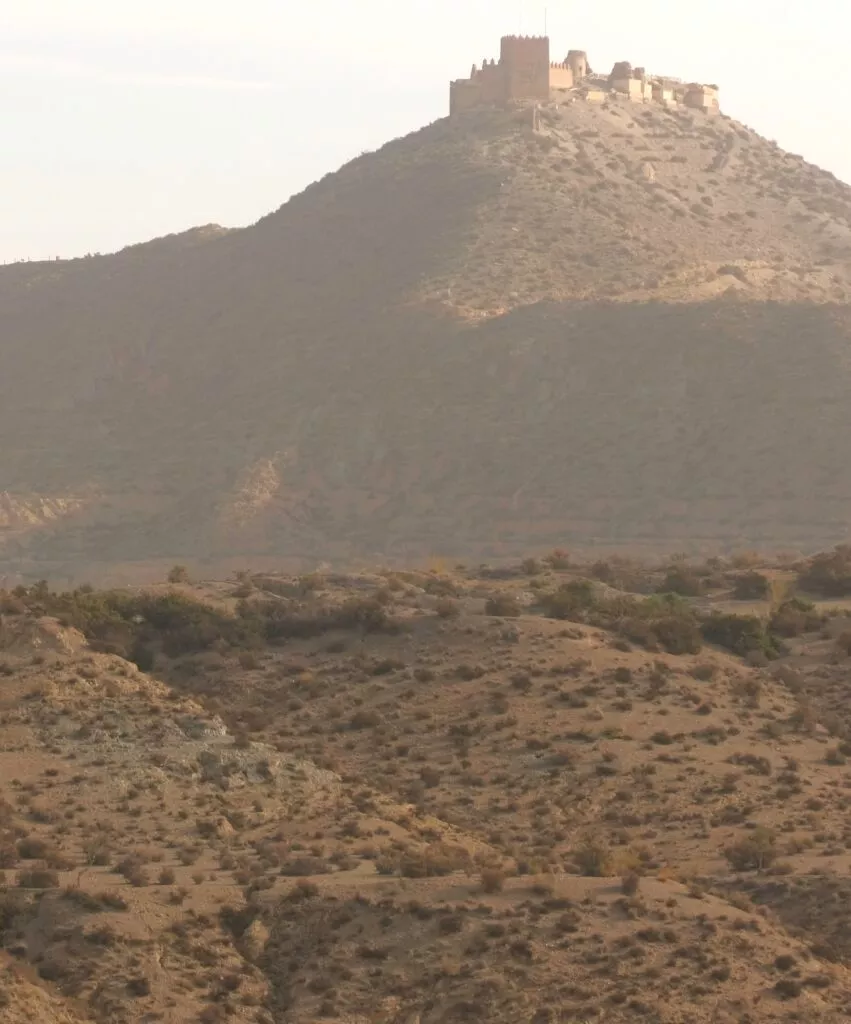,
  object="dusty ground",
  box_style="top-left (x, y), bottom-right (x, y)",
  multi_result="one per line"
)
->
top-left (3, 555), bottom-right (851, 1021)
